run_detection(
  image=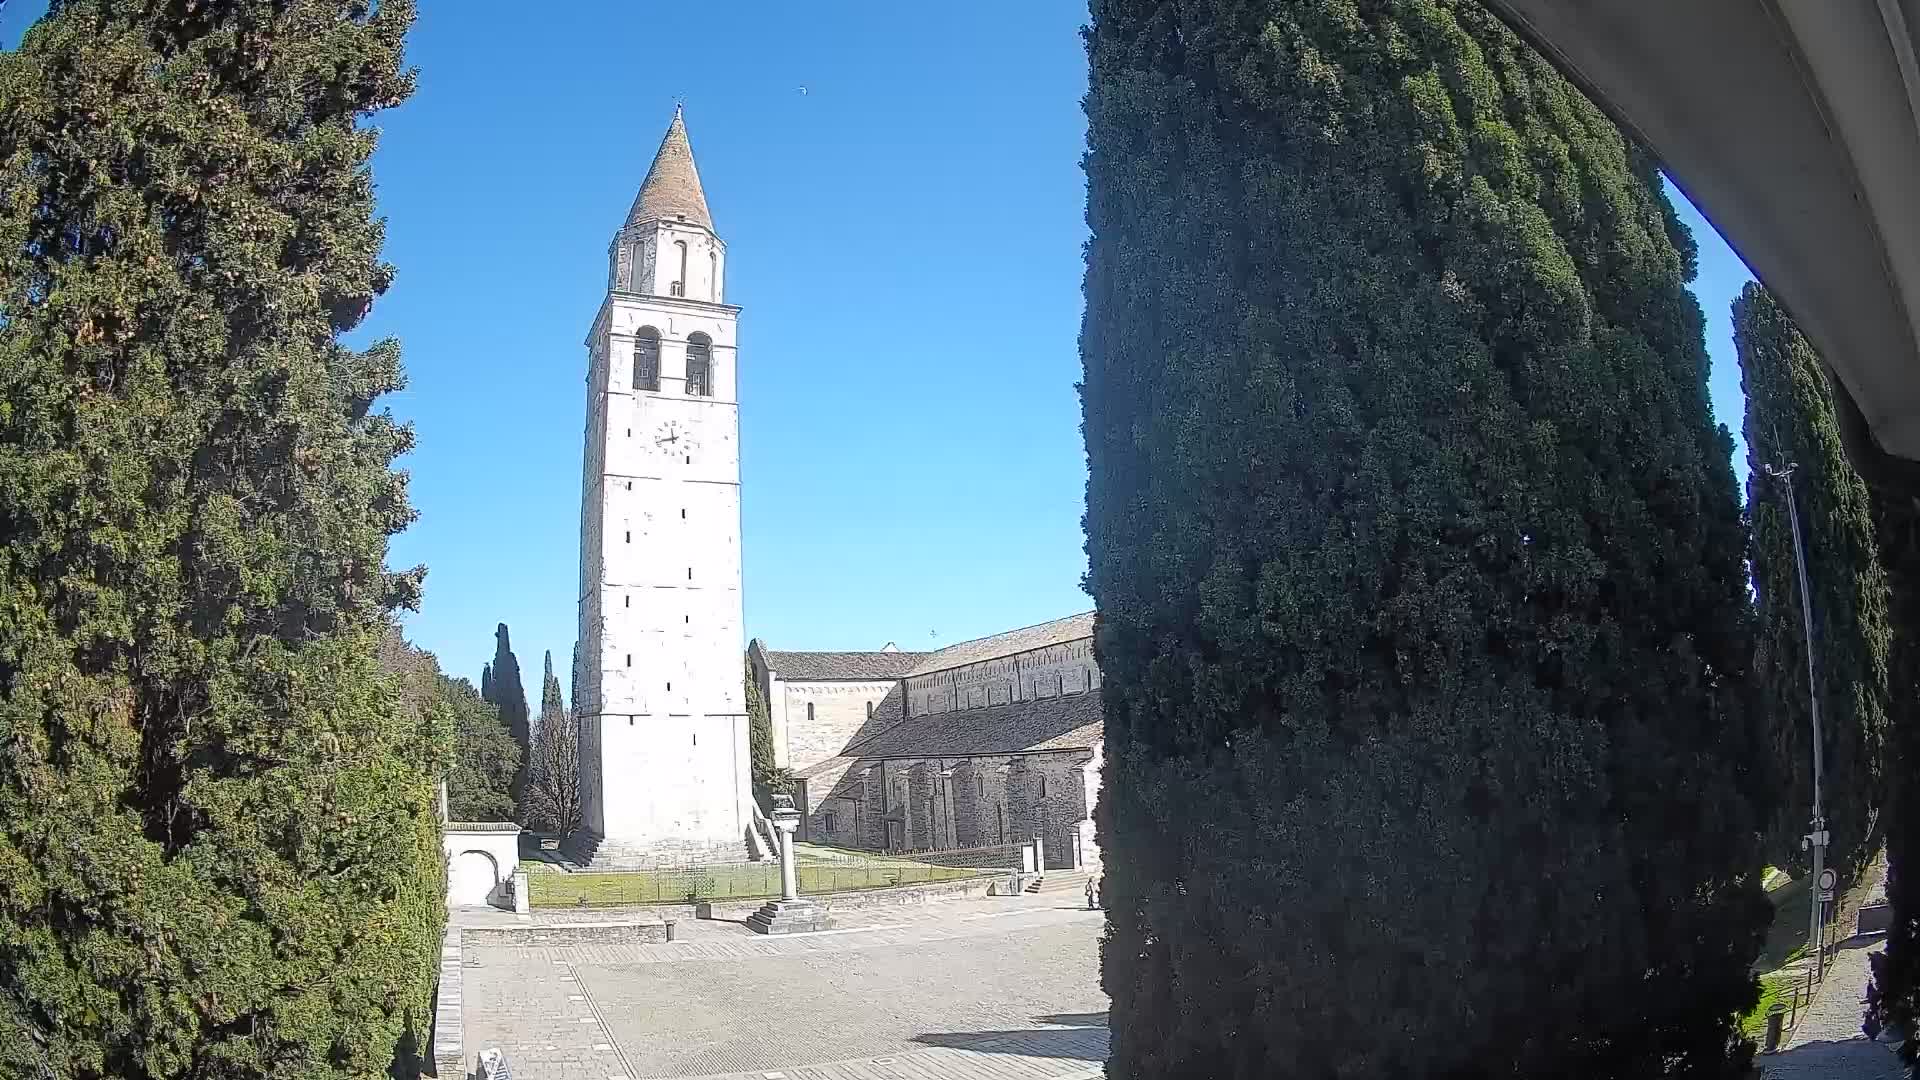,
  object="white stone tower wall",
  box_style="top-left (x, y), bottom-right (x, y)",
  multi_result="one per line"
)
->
top-left (578, 295), bottom-right (750, 857)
